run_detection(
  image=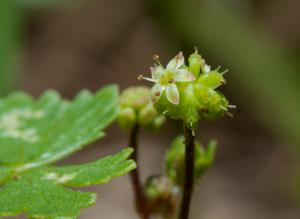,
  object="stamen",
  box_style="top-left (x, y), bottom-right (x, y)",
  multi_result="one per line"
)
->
top-left (194, 46), bottom-right (198, 54)
top-left (162, 110), bottom-right (168, 115)
top-left (216, 66), bottom-right (221, 71)
top-left (221, 79), bottom-right (227, 85)
top-left (226, 112), bottom-right (234, 117)
top-left (220, 106), bottom-right (228, 111)
top-left (228, 104), bottom-right (237, 109)
top-left (192, 128), bottom-right (195, 136)
top-left (221, 69), bottom-right (229, 75)
top-left (138, 75), bottom-right (156, 82)
top-left (137, 75), bottom-right (144, 80)
top-left (153, 54), bottom-right (163, 67)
